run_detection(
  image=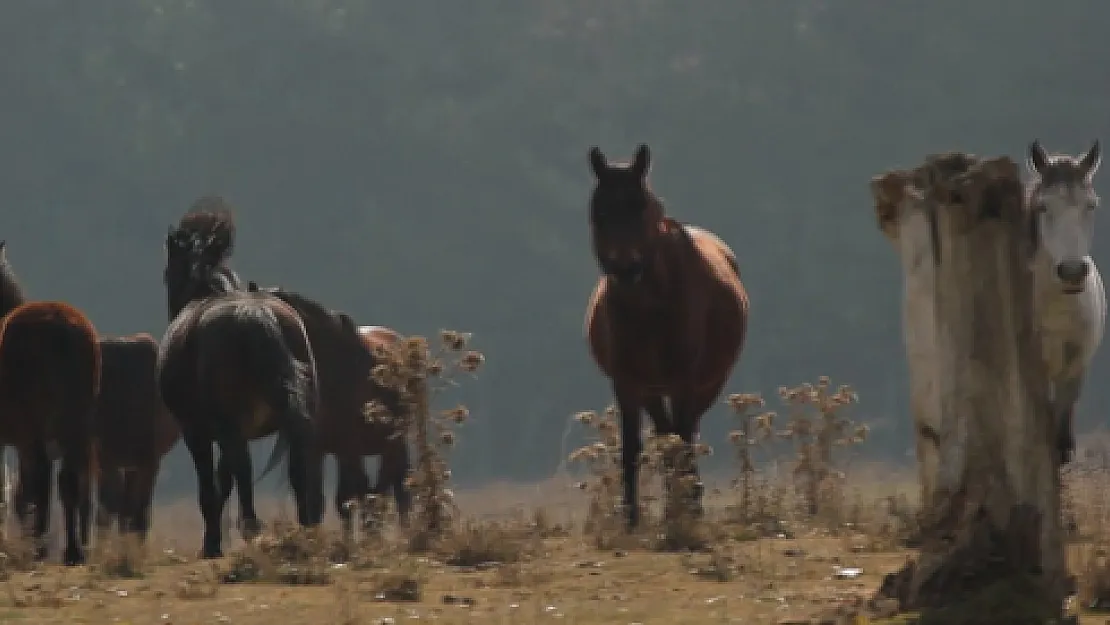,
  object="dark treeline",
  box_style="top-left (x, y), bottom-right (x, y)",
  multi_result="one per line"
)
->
top-left (1, 1), bottom-right (1107, 495)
